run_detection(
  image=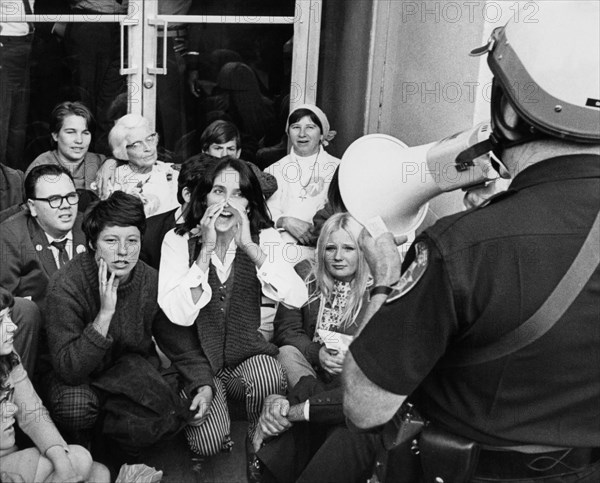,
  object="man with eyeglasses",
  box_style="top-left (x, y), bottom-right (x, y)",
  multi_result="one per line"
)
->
top-left (0, 164), bottom-right (86, 375)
